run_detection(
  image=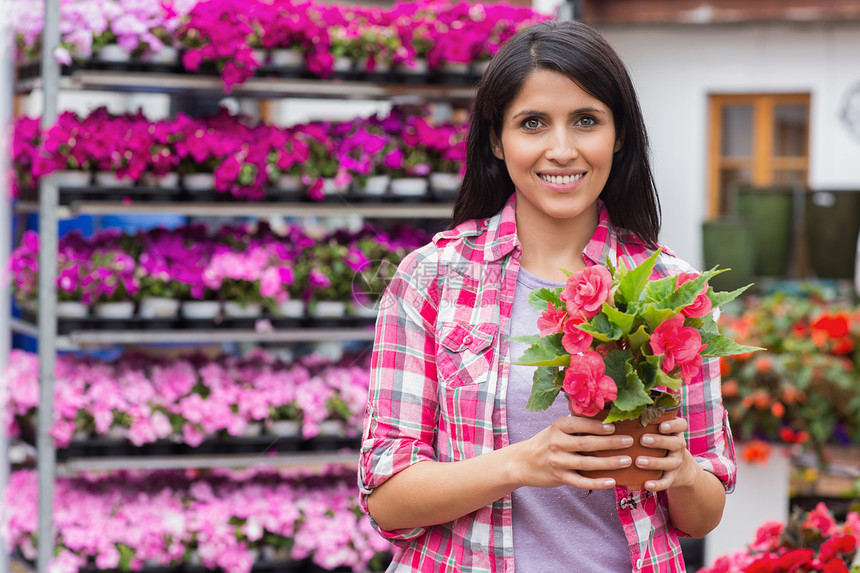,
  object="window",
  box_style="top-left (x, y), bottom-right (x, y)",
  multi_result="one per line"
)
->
top-left (708, 94), bottom-right (810, 216)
